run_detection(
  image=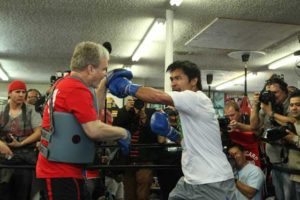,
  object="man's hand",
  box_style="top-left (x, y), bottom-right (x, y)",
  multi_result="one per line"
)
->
top-left (0, 141), bottom-right (13, 158)
top-left (228, 120), bottom-right (239, 132)
top-left (7, 135), bottom-right (24, 148)
top-left (118, 130), bottom-right (131, 155)
top-left (106, 69), bottom-right (133, 86)
top-left (106, 69), bottom-right (141, 98)
top-left (150, 112), bottom-right (181, 142)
